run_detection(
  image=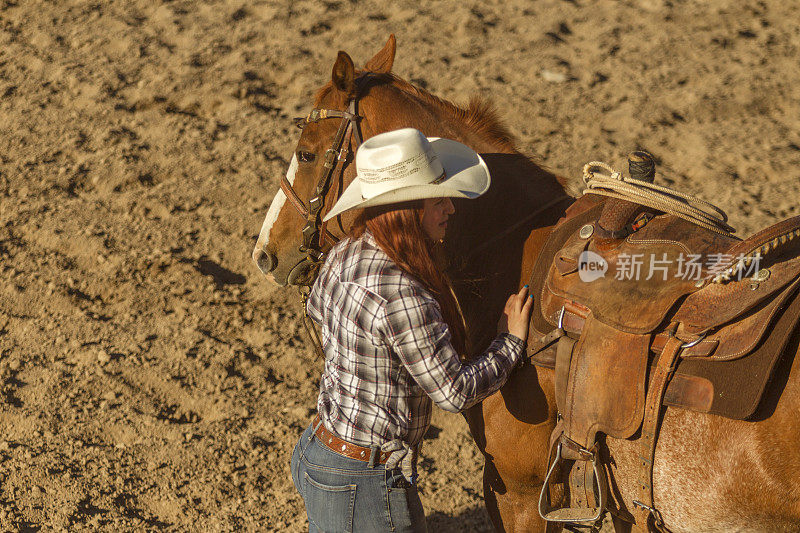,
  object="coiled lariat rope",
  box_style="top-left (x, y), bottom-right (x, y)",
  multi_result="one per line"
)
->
top-left (581, 161), bottom-right (800, 284)
top-left (582, 161), bottom-right (736, 236)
